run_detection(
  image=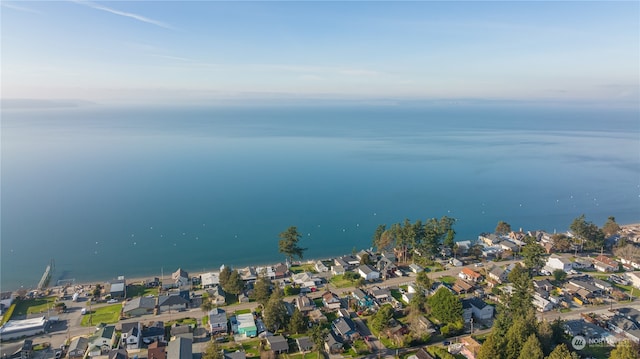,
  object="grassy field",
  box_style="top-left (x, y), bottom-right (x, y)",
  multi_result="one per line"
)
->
top-left (329, 275), bottom-right (356, 288)
top-left (12, 297), bottom-right (59, 318)
top-left (439, 276), bottom-right (457, 285)
top-left (235, 309), bottom-right (251, 315)
top-left (126, 285), bottom-right (158, 298)
top-left (80, 304), bottom-right (122, 326)
top-left (287, 353), bottom-right (318, 359)
top-left (165, 317), bottom-right (197, 327)
top-left (241, 338), bottom-right (261, 357)
top-left (290, 264), bottom-right (317, 274)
